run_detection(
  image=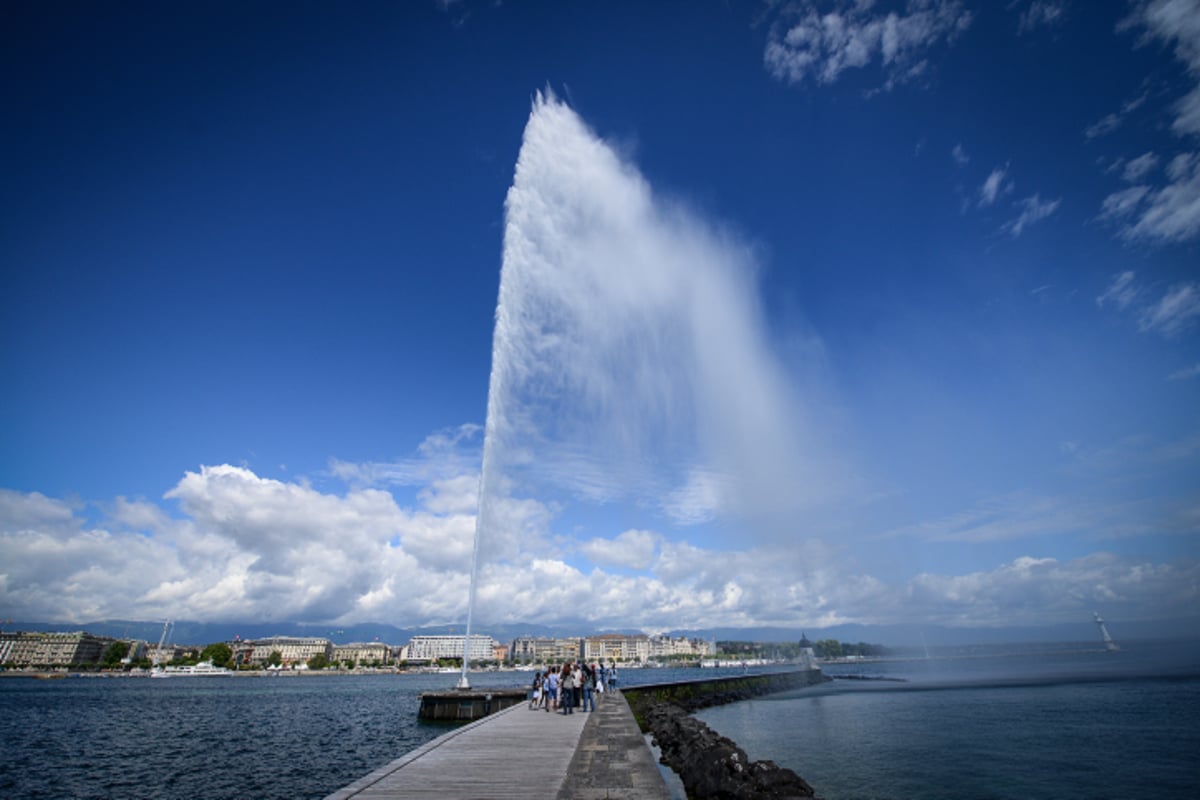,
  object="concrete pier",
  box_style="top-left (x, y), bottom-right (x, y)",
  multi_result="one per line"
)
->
top-left (324, 690), bottom-right (671, 800)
